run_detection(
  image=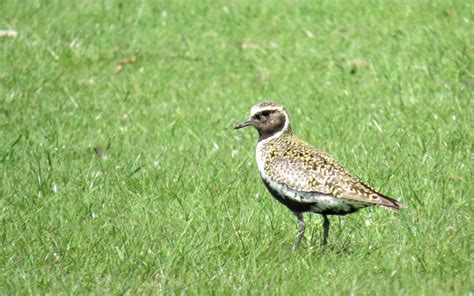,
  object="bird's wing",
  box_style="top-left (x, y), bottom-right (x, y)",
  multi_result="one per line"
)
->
top-left (267, 139), bottom-right (401, 209)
